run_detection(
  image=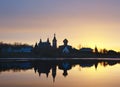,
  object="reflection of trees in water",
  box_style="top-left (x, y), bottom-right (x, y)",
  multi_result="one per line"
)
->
top-left (0, 62), bottom-right (32, 72)
top-left (0, 60), bottom-right (119, 82)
